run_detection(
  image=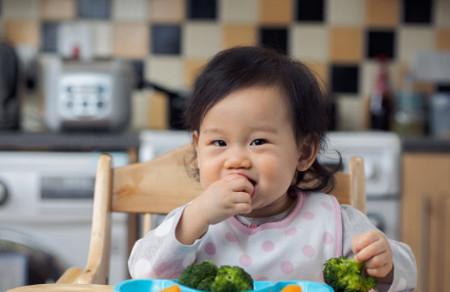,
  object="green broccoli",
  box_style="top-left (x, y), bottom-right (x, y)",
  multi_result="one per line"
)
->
top-left (323, 257), bottom-right (377, 292)
top-left (197, 275), bottom-right (216, 291)
top-left (178, 261), bottom-right (218, 289)
top-left (177, 261), bottom-right (254, 292)
top-left (210, 265), bottom-right (254, 292)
